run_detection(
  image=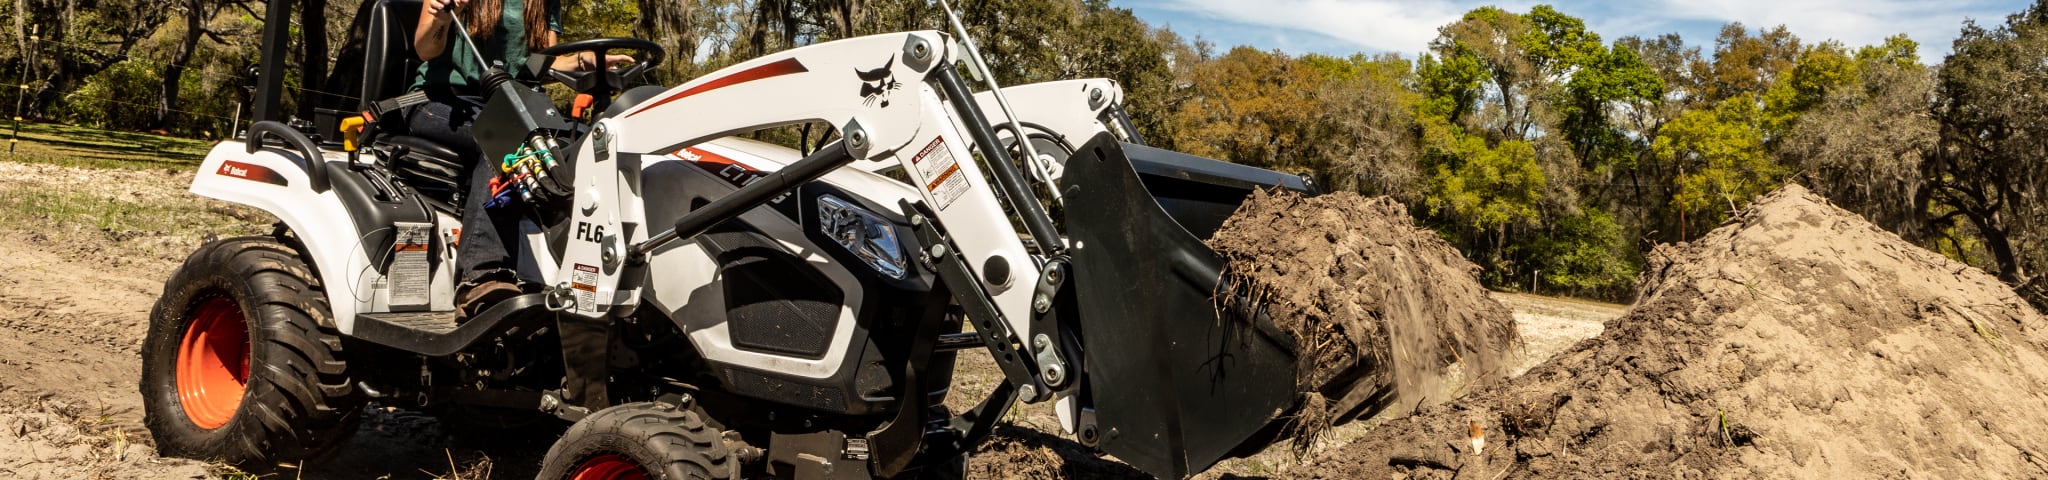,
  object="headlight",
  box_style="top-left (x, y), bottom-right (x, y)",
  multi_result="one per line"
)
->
top-left (818, 195), bottom-right (909, 279)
